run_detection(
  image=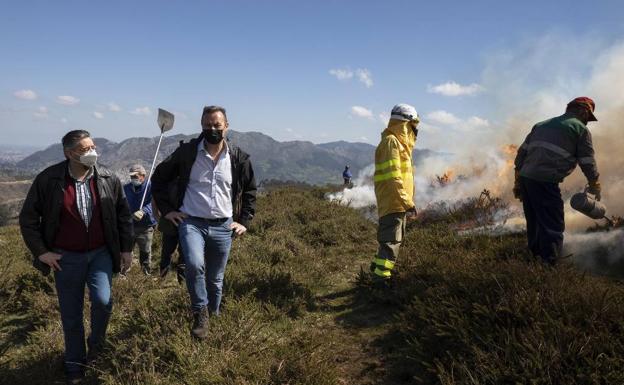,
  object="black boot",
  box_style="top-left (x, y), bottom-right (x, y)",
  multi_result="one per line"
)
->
top-left (191, 307), bottom-right (209, 339)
